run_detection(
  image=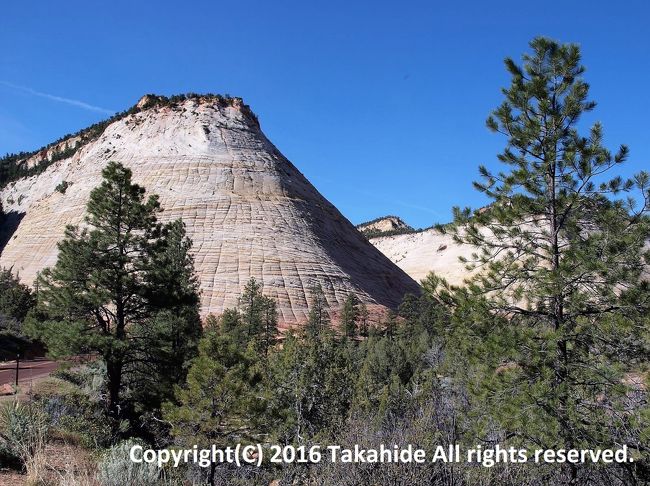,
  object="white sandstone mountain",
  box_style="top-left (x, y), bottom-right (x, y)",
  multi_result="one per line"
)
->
top-left (0, 94), bottom-right (420, 328)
